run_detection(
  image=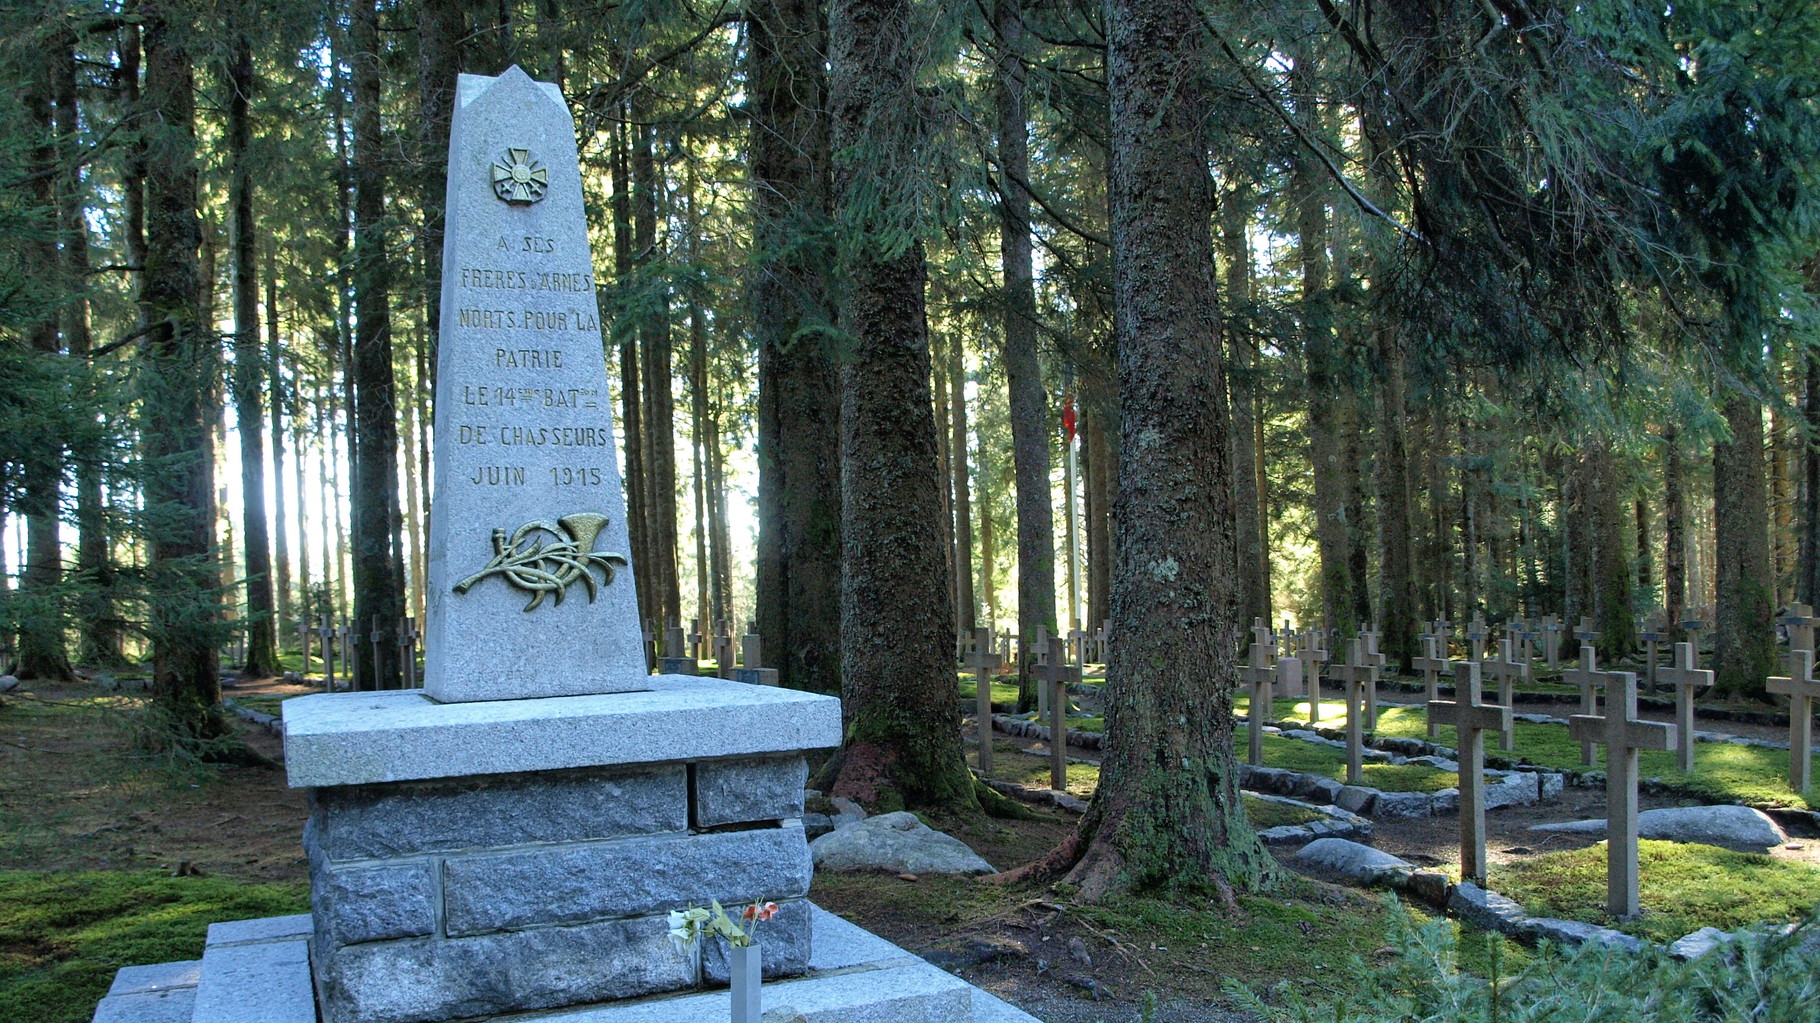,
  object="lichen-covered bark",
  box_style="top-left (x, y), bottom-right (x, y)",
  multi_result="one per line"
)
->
top-left (825, 0), bottom-right (976, 812)
top-left (751, 0), bottom-right (842, 693)
top-left (1026, 0), bottom-right (1272, 898)
top-left (1715, 395), bottom-right (1774, 699)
